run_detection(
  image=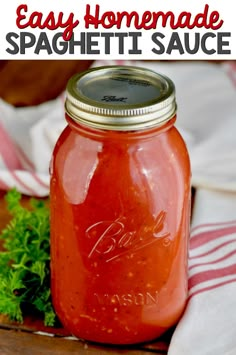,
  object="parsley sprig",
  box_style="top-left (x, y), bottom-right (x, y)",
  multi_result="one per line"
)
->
top-left (0, 189), bottom-right (56, 327)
